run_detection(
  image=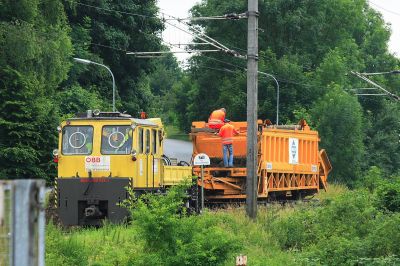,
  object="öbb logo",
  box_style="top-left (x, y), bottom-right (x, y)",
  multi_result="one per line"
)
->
top-left (86, 157), bottom-right (101, 163)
